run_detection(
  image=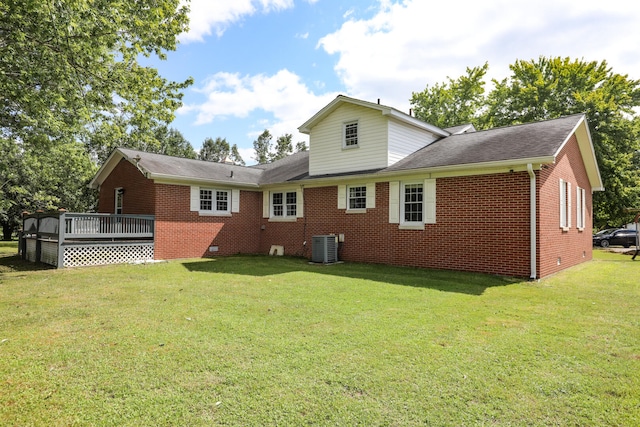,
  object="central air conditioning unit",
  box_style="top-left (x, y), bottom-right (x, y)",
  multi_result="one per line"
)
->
top-left (312, 235), bottom-right (338, 264)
